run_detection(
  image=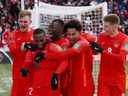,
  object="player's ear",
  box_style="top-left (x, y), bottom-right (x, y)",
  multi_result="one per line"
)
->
top-left (30, 20), bottom-right (32, 24)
